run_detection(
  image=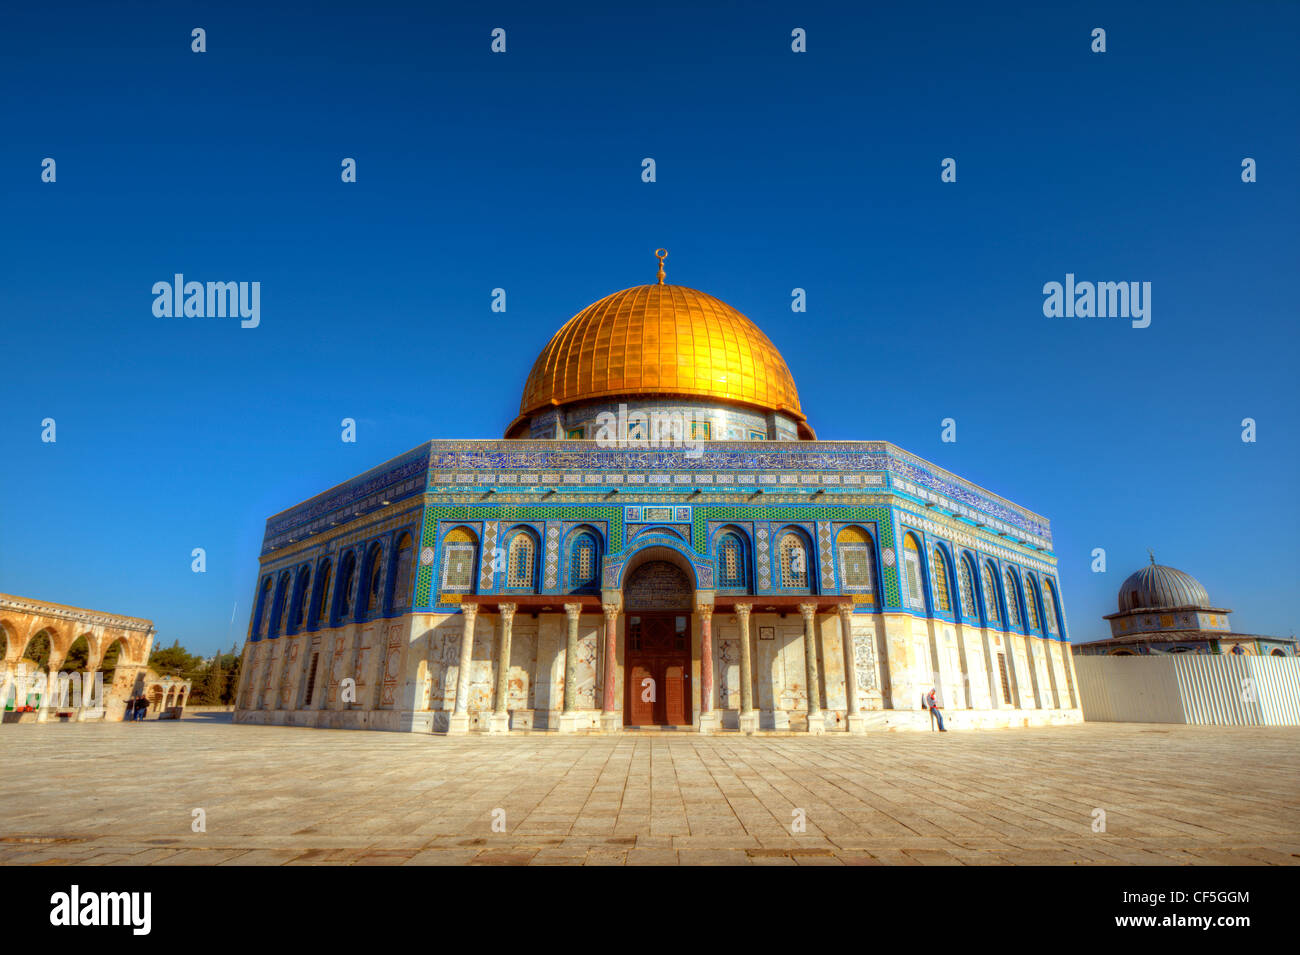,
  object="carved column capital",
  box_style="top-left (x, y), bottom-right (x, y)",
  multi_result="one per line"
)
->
top-left (601, 602), bottom-right (620, 620)
top-left (563, 602), bottom-right (583, 620)
top-left (798, 601), bottom-right (818, 622)
top-left (461, 602), bottom-right (478, 623)
top-left (733, 602), bottom-right (752, 622)
top-left (498, 602), bottom-right (517, 624)
top-left (696, 602), bottom-right (714, 621)
top-left (835, 602), bottom-right (854, 623)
